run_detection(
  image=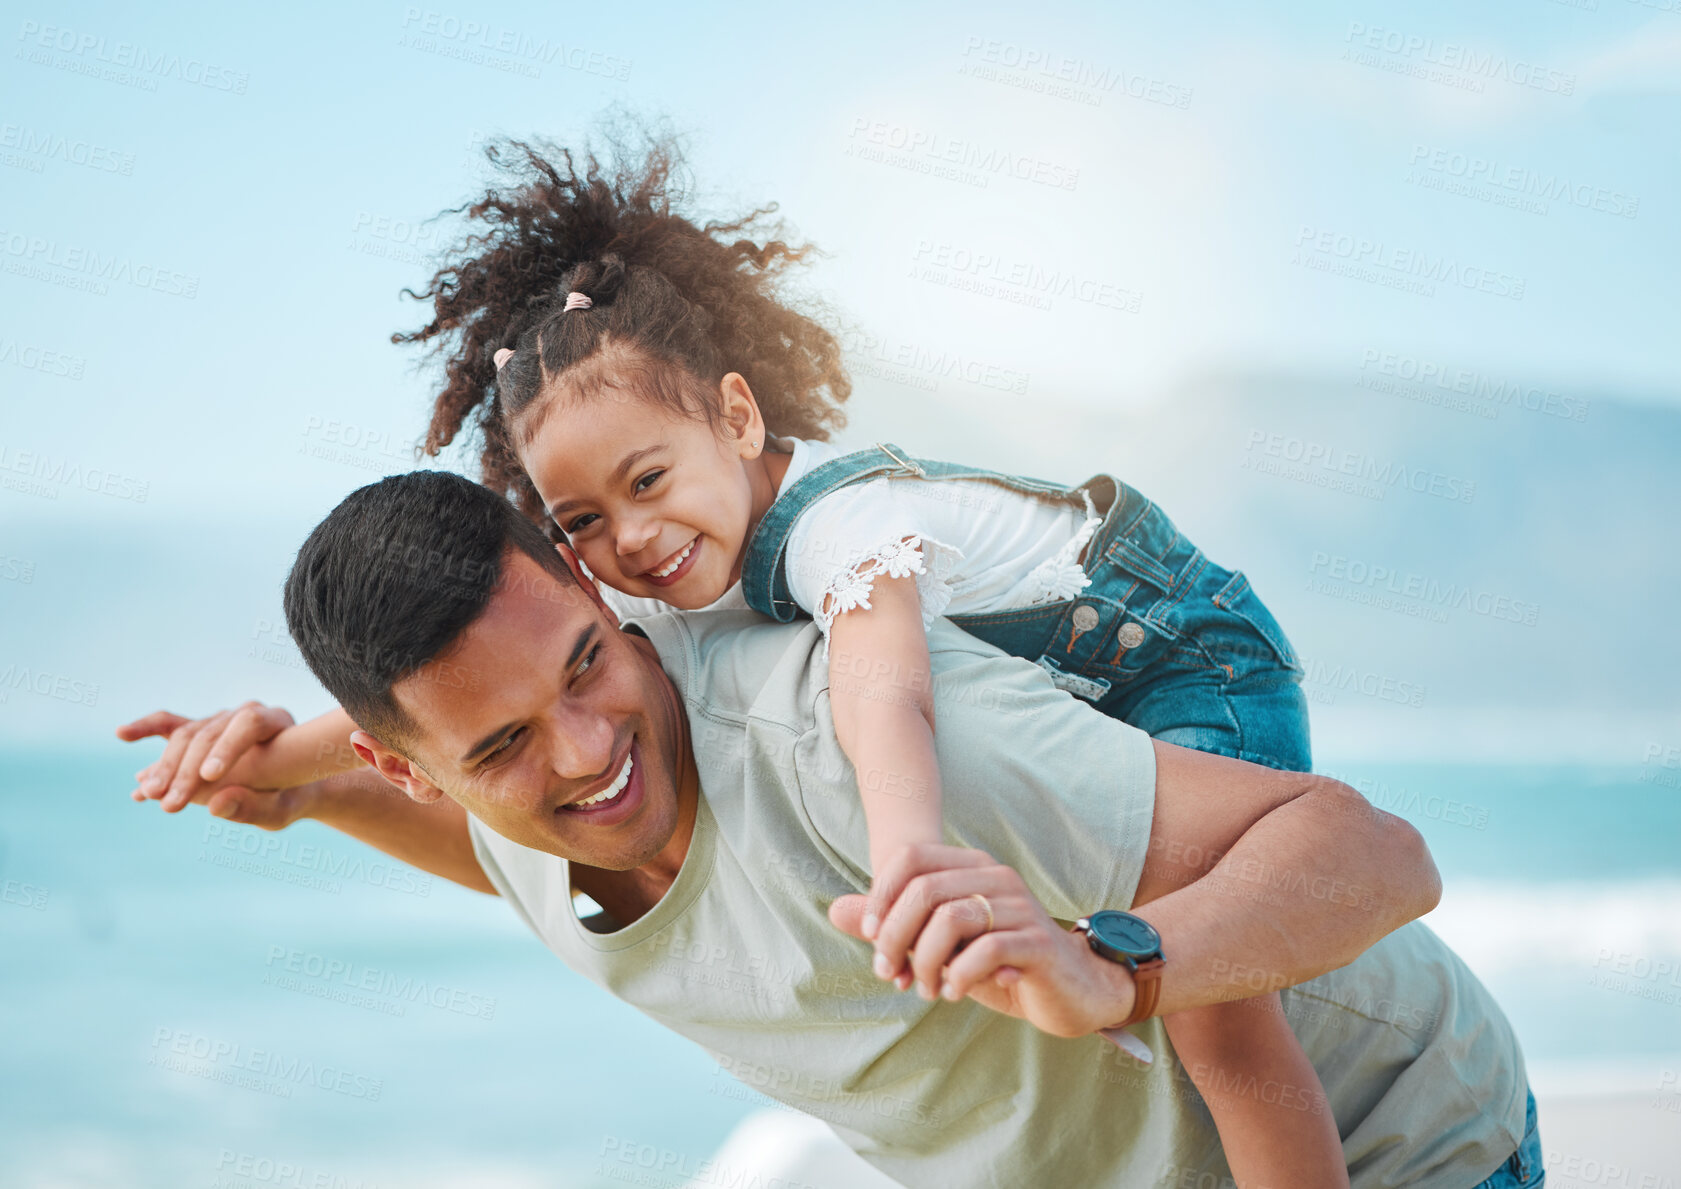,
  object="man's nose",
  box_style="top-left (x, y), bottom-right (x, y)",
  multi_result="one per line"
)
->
top-left (549, 708), bottom-right (616, 782)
